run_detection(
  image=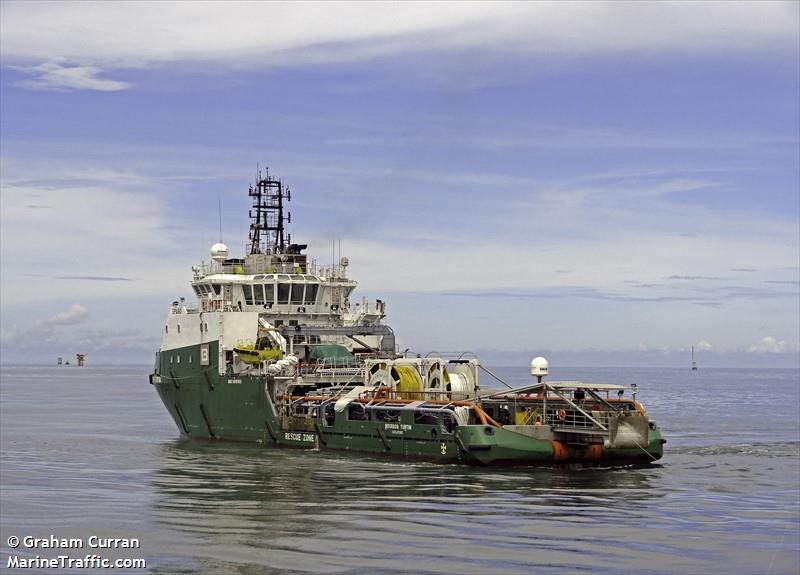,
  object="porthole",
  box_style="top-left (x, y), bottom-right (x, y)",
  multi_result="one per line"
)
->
top-left (165, 325), bottom-right (169, 333)
top-left (177, 355), bottom-right (181, 364)
top-left (189, 355), bottom-right (193, 364)
top-left (177, 324), bottom-right (181, 334)
top-left (170, 355), bottom-right (173, 364)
